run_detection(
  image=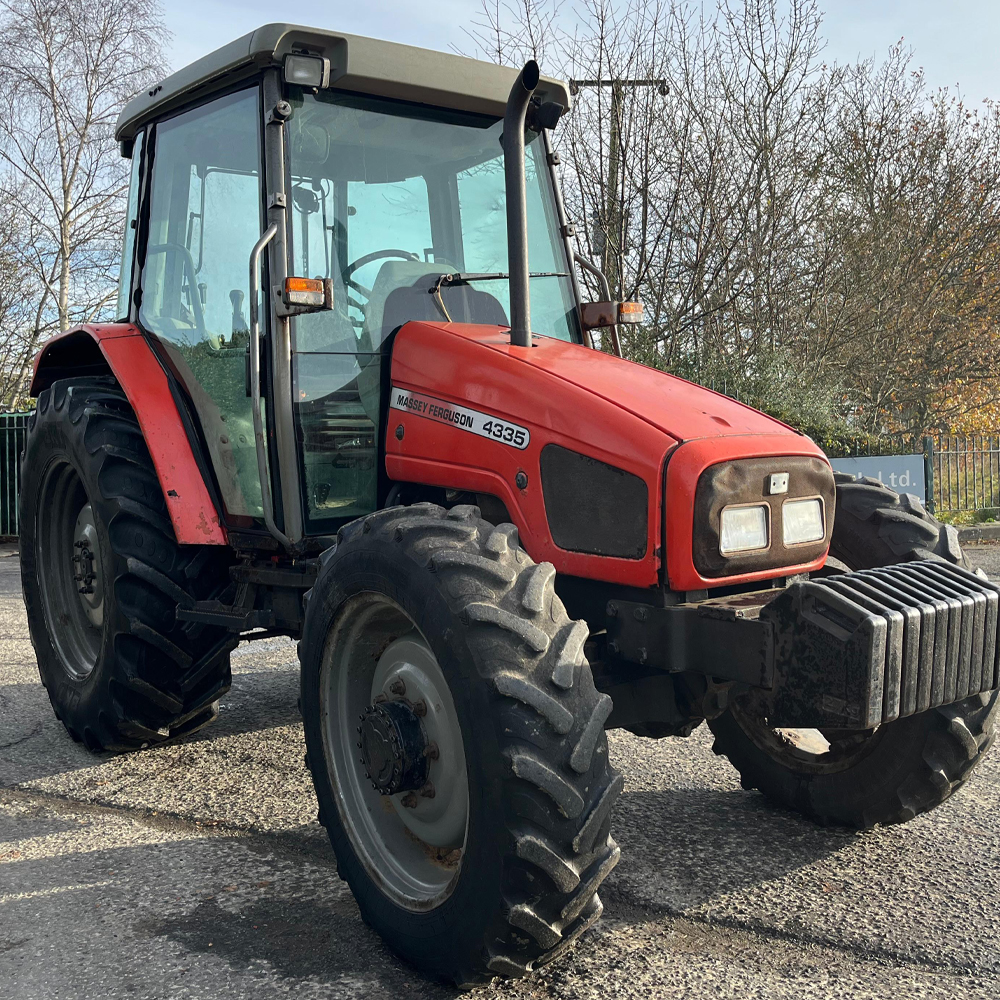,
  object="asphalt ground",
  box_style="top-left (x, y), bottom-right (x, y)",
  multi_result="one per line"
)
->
top-left (3, 545), bottom-right (1000, 998)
